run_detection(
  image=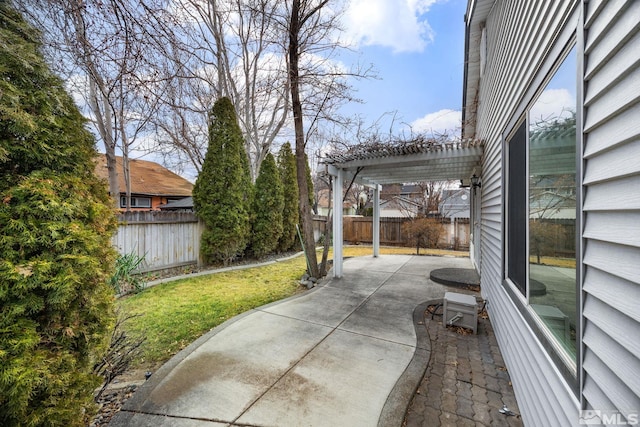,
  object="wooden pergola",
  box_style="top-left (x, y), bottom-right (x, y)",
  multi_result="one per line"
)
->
top-left (321, 139), bottom-right (484, 278)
